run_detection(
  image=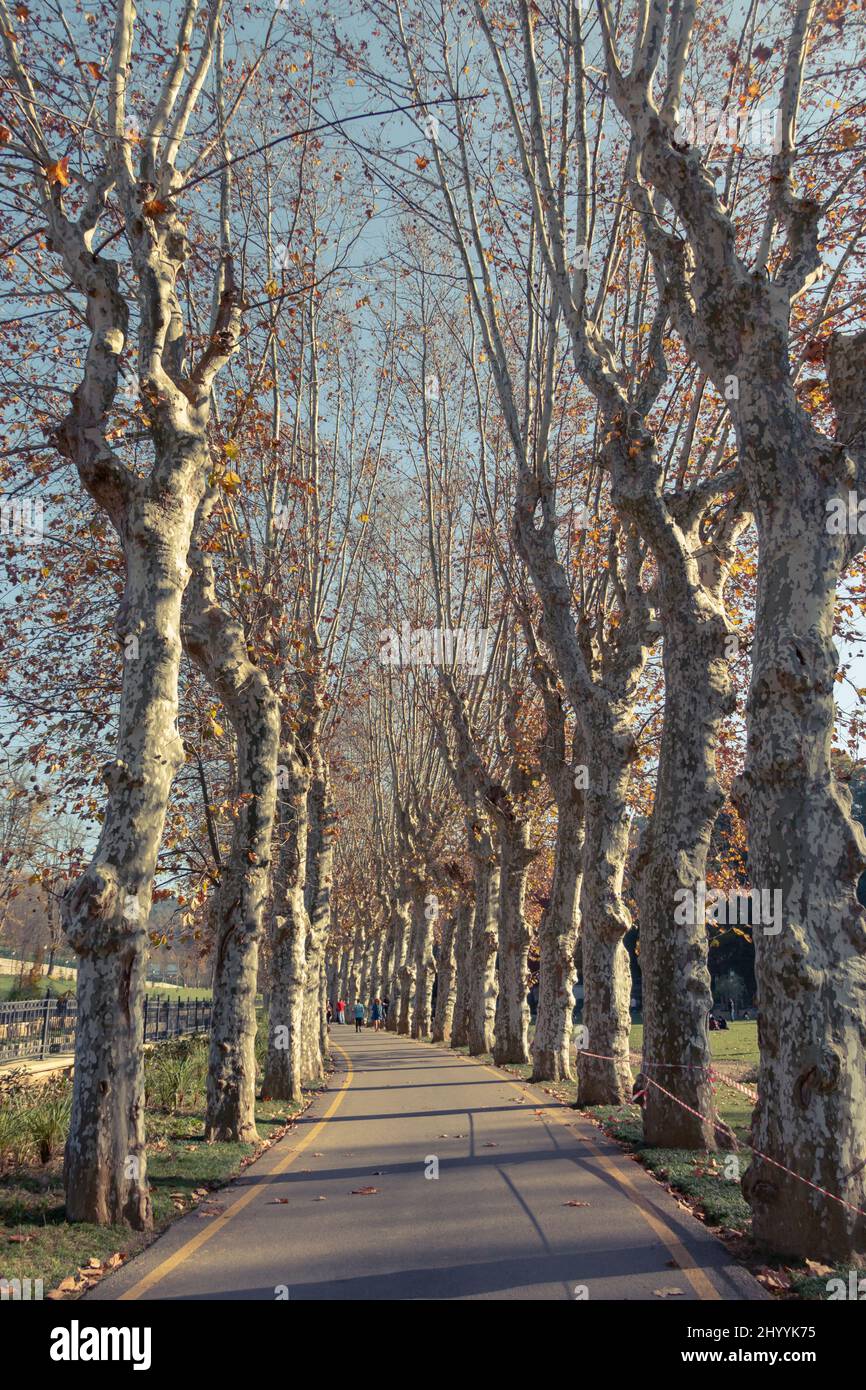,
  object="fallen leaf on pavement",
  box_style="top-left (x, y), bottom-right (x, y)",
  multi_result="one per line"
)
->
top-left (755, 1267), bottom-right (793, 1291)
top-left (351, 1187), bottom-right (379, 1195)
top-left (563, 1200), bottom-right (590, 1207)
top-left (653, 1287), bottom-right (684, 1297)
